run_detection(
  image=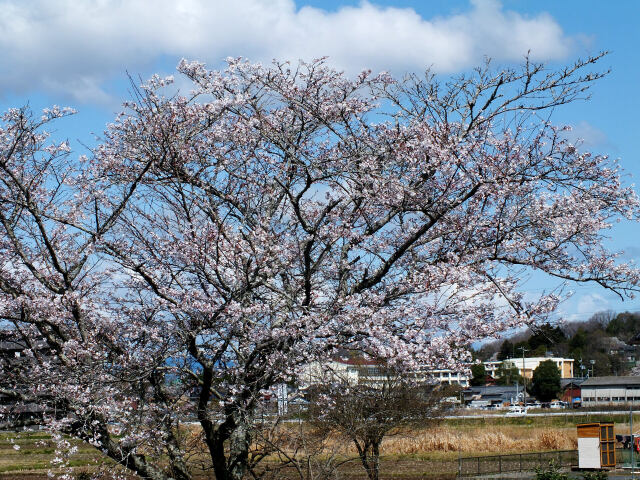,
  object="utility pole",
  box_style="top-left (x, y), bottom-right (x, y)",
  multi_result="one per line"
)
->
top-left (631, 405), bottom-right (635, 479)
top-left (518, 346), bottom-right (529, 406)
